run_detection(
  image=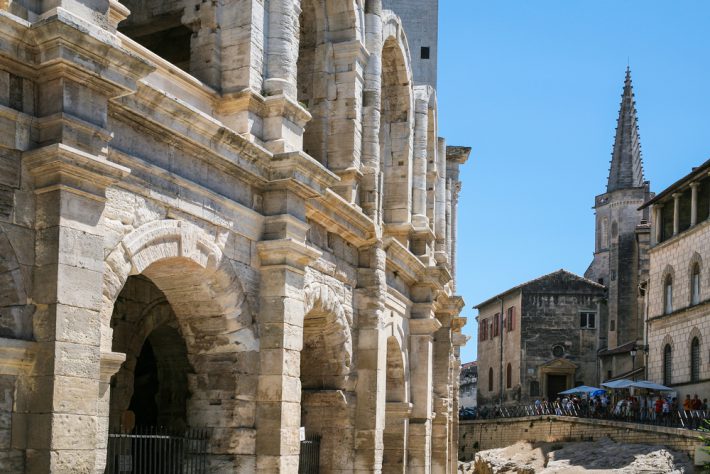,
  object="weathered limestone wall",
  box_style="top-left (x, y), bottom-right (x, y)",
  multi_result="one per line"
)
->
top-left (0, 0), bottom-right (469, 472)
top-left (458, 417), bottom-right (703, 463)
